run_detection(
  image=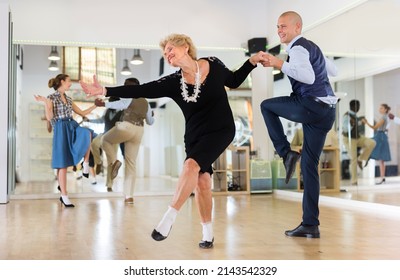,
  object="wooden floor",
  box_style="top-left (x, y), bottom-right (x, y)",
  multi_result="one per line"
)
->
top-left (2, 172), bottom-right (400, 260)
